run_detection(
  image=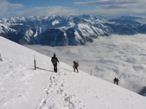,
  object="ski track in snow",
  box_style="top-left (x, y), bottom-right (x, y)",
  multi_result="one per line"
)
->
top-left (38, 69), bottom-right (84, 109)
